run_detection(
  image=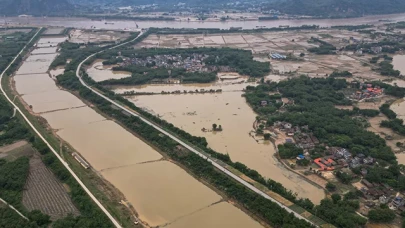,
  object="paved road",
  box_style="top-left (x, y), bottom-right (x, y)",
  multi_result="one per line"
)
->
top-left (76, 31), bottom-right (317, 226)
top-left (0, 28), bottom-right (122, 228)
top-left (0, 197), bottom-right (29, 220)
